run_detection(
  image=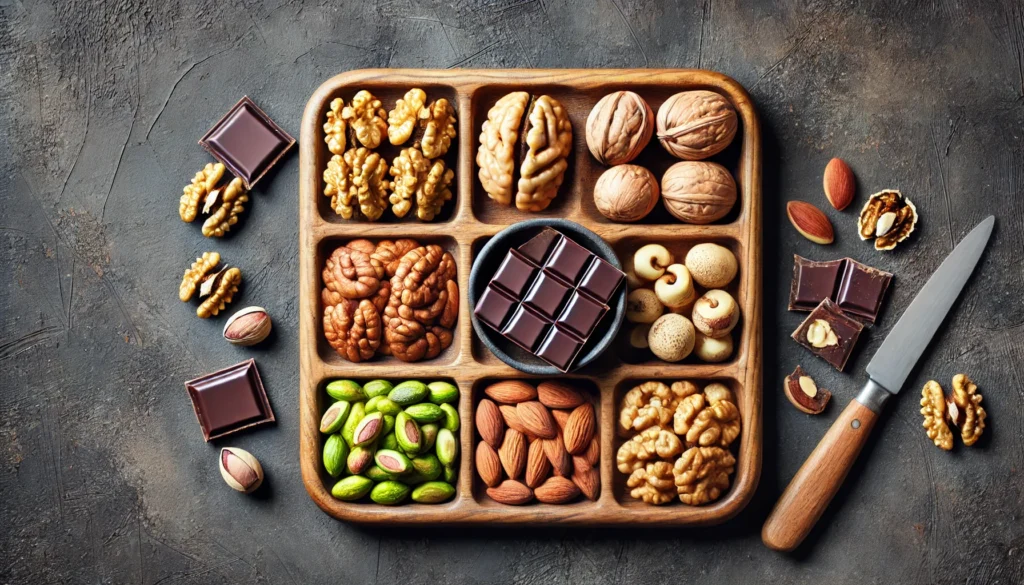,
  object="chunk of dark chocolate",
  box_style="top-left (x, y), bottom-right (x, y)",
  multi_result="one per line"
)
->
top-left (556, 292), bottom-right (607, 339)
top-left (788, 255), bottom-right (844, 312)
top-left (836, 259), bottom-right (893, 323)
top-left (535, 328), bottom-right (584, 372)
top-left (502, 306), bottom-right (551, 351)
top-left (474, 285), bottom-right (518, 330)
top-left (544, 236), bottom-right (593, 284)
top-left (791, 298), bottom-right (864, 371)
top-left (523, 272), bottom-right (571, 319)
top-left (185, 359), bottom-right (275, 441)
top-left (518, 228), bottom-right (562, 265)
top-left (492, 251), bottom-right (538, 297)
top-left (578, 256), bottom-right (626, 304)
top-left (199, 96), bottom-right (295, 190)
